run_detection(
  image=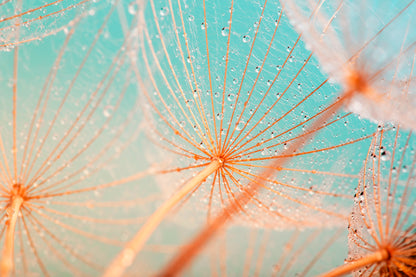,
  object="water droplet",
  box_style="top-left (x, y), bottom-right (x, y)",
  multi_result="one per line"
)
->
top-left (242, 35), bottom-right (250, 43)
top-left (160, 7), bottom-right (169, 16)
top-left (255, 66), bottom-right (261, 73)
top-left (201, 22), bottom-right (206, 30)
top-left (188, 15), bottom-right (194, 21)
top-left (187, 56), bottom-right (194, 63)
top-left (103, 105), bottom-right (114, 118)
top-left (261, 148), bottom-right (270, 156)
top-left (216, 113), bottom-right (224, 120)
top-left (236, 121), bottom-right (245, 131)
top-left (128, 2), bottom-right (137, 14)
top-left (179, 121), bottom-right (186, 127)
top-left (276, 65), bottom-right (280, 71)
top-left (380, 151), bottom-right (390, 161)
top-left (267, 80), bottom-right (272, 87)
top-left (221, 27), bottom-right (229, 36)
top-left (227, 93), bottom-right (235, 101)
top-left (121, 249), bottom-right (134, 267)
